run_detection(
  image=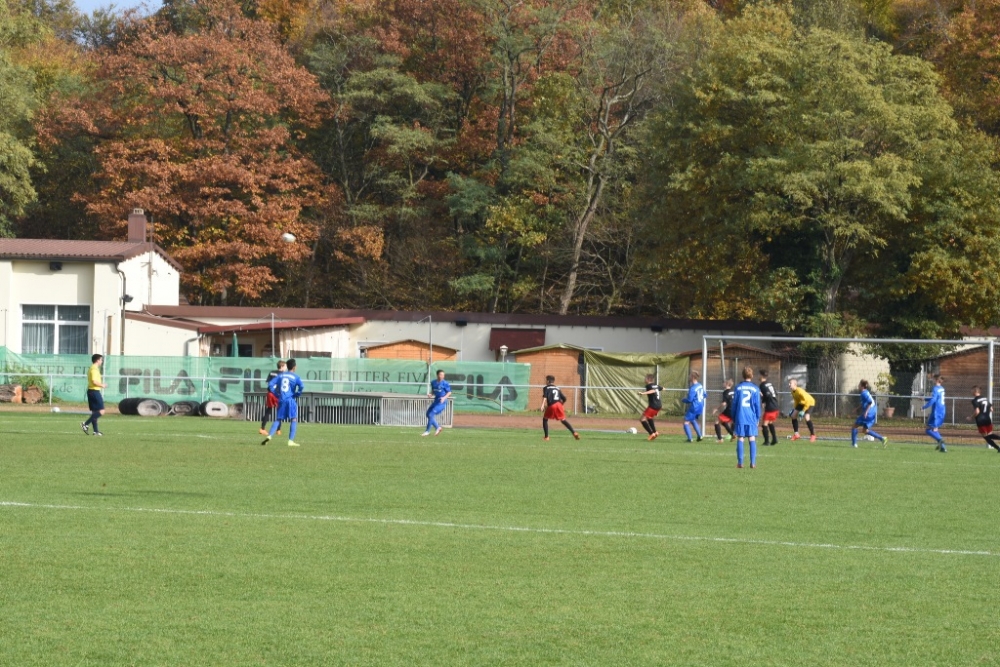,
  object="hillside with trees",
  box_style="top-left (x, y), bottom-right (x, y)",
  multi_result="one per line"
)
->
top-left (4, 0), bottom-right (1000, 338)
